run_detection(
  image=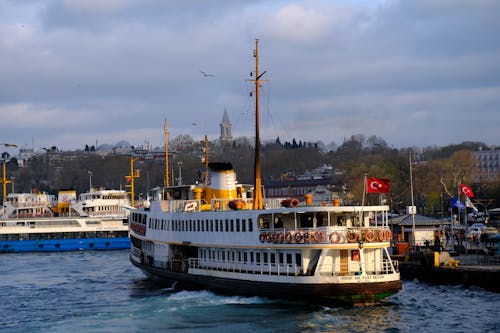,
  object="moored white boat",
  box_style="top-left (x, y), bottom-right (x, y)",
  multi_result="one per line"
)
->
top-left (128, 40), bottom-right (401, 305)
